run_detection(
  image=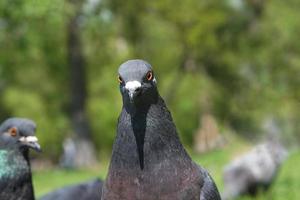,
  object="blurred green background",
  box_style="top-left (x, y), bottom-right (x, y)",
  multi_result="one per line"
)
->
top-left (0, 0), bottom-right (300, 199)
